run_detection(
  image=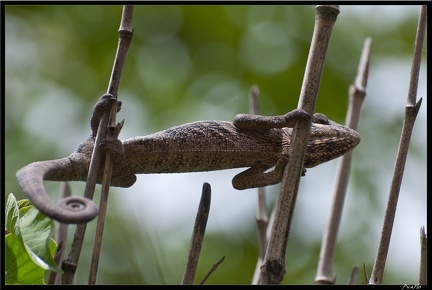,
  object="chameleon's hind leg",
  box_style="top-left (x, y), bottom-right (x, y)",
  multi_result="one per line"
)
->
top-left (99, 138), bottom-right (137, 187)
